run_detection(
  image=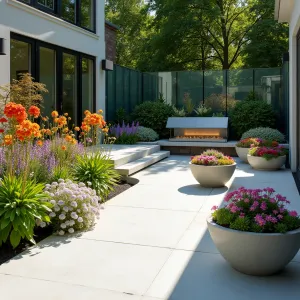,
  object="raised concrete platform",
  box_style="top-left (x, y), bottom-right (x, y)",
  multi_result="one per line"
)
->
top-left (92, 144), bottom-right (170, 176)
top-left (115, 151), bottom-right (170, 176)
